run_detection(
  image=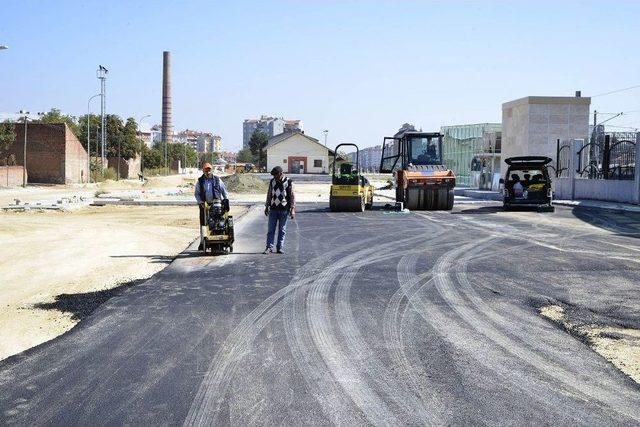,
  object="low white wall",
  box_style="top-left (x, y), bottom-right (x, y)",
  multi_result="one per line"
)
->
top-left (554, 177), bottom-right (637, 203)
top-left (553, 178), bottom-right (573, 199)
top-left (575, 179), bottom-right (636, 203)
